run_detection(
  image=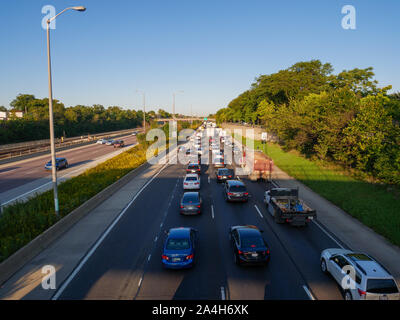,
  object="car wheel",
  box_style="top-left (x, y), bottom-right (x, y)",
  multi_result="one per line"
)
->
top-left (233, 252), bottom-right (239, 265)
top-left (321, 259), bottom-right (328, 274)
top-left (344, 290), bottom-right (353, 300)
top-left (65, 162), bottom-right (69, 168)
